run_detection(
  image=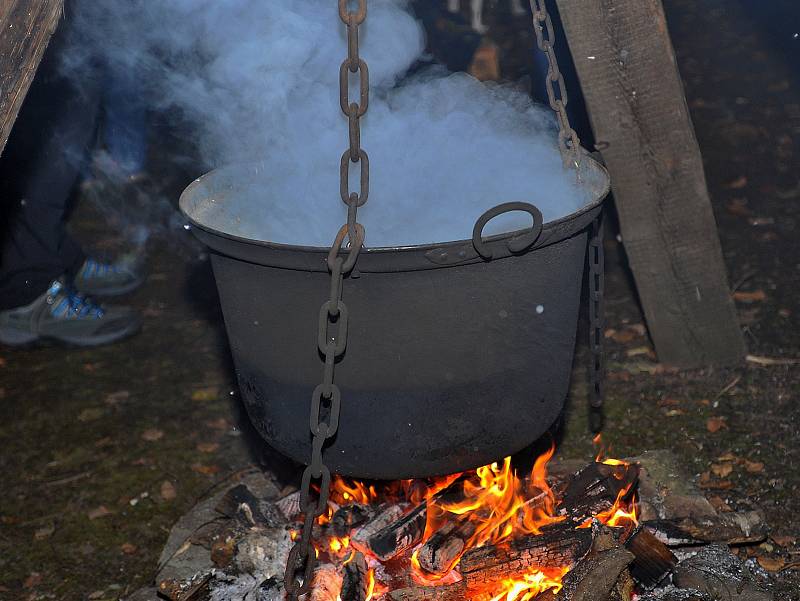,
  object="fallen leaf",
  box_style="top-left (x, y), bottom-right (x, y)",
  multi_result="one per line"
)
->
top-left (757, 556), bottom-right (786, 572)
top-left (707, 495), bottom-right (733, 513)
top-left (603, 328), bottom-right (618, 339)
top-left (160, 480), bottom-right (177, 501)
top-left (745, 460), bottom-right (765, 473)
top-left (206, 418), bottom-right (230, 431)
top-left (658, 398), bottom-right (683, 407)
top-left (725, 198), bottom-right (753, 217)
top-left (33, 525), bottom-right (55, 540)
top-left (725, 176), bottom-right (748, 189)
top-left (78, 408), bottom-right (105, 422)
top-left (700, 479), bottom-right (734, 490)
top-left (772, 535), bottom-right (797, 548)
top-left (121, 543), bottom-right (137, 555)
top-left (733, 289), bottom-right (767, 303)
top-left (706, 416), bottom-right (728, 433)
top-left (141, 429), bottom-right (164, 442)
top-left (197, 442), bottom-right (220, 453)
top-left (23, 573), bottom-right (42, 589)
top-left (88, 591), bottom-right (105, 600)
top-left (0, 357), bottom-right (6, 367)
top-left (94, 437), bottom-right (114, 448)
top-left (87, 505), bottom-right (112, 520)
top-left (665, 409), bottom-right (685, 417)
top-left (191, 387), bottom-right (219, 402)
top-left (626, 346), bottom-right (653, 358)
top-left (717, 452), bottom-right (739, 462)
top-left (711, 463), bottom-right (734, 478)
top-left (191, 463), bottom-right (221, 476)
top-left (611, 330), bottom-right (638, 344)
top-left (748, 216), bottom-right (775, 226)
top-left (105, 390), bottom-right (130, 406)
